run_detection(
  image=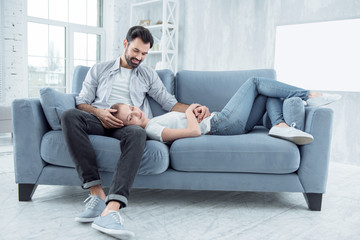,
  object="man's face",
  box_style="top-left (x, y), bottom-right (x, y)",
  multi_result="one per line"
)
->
top-left (124, 37), bottom-right (150, 68)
